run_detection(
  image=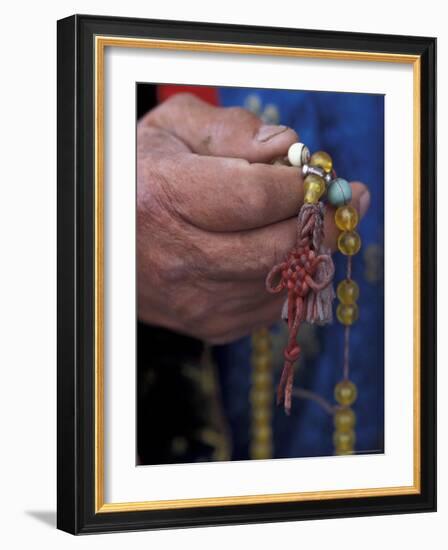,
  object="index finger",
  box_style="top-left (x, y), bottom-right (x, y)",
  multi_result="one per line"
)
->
top-left (145, 152), bottom-right (304, 232)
